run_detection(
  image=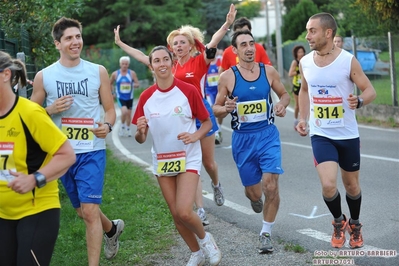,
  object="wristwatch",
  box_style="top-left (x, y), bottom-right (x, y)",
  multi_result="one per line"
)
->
top-left (104, 122), bottom-right (113, 132)
top-left (356, 96), bottom-right (364, 109)
top-left (33, 172), bottom-right (47, 188)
